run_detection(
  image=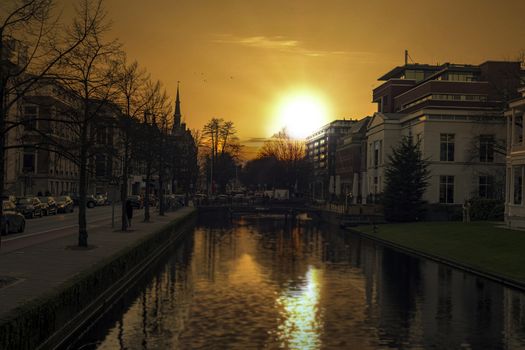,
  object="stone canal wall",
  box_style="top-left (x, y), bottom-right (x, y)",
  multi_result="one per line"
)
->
top-left (0, 209), bottom-right (196, 350)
